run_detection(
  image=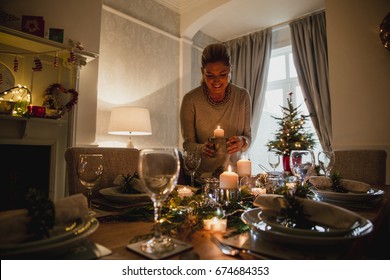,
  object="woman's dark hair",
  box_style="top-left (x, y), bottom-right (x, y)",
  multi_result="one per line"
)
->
top-left (201, 43), bottom-right (231, 68)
